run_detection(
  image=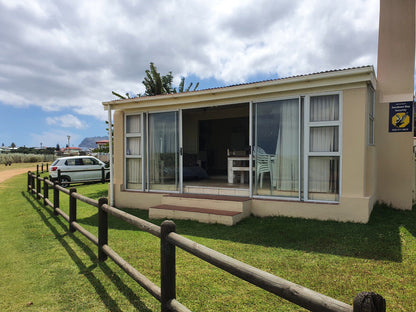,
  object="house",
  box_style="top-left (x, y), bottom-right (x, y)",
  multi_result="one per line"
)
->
top-left (95, 139), bottom-right (110, 163)
top-left (58, 146), bottom-right (83, 156)
top-left (96, 139), bottom-right (109, 150)
top-left (102, 0), bottom-right (415, 225)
